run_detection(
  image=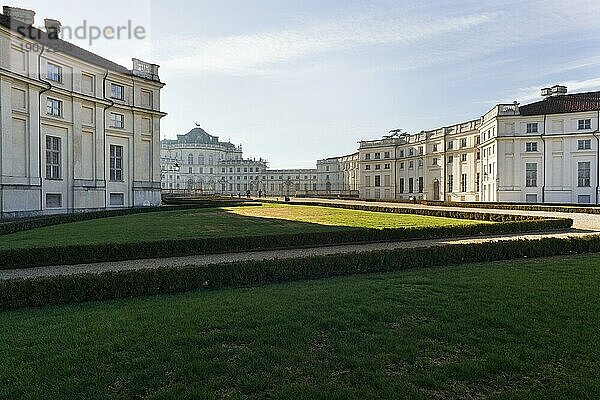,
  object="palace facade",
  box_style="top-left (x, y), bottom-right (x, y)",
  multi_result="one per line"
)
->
top-left (0, 6), bottom-right (165, 217)
top-left (359, 85), bottom-right (599, 204)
